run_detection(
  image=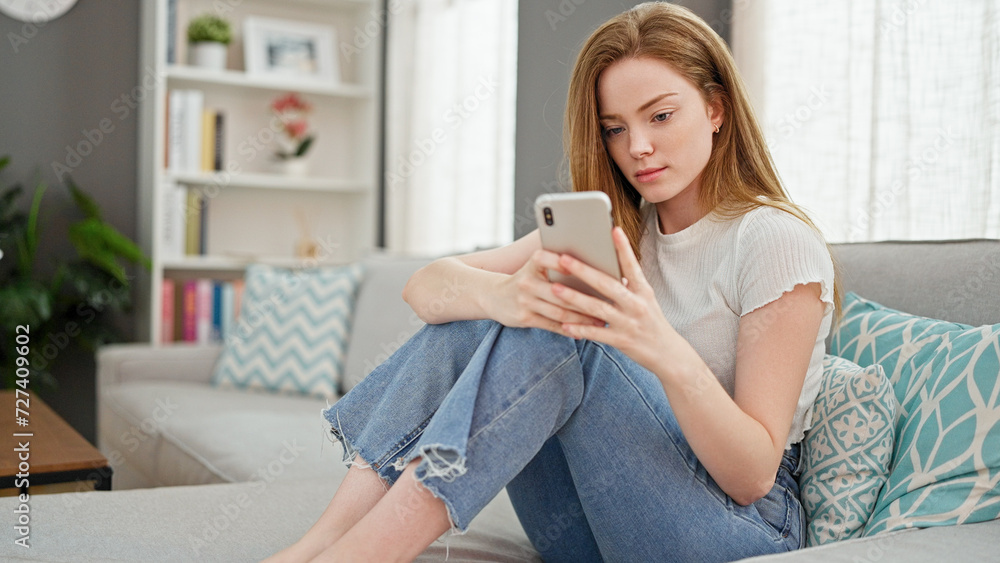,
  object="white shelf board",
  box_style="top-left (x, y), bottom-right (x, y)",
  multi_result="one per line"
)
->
top-left (162, 254), bottom-right (348, 271)
top-left (287, 0), bottom-right (374, 8)
top-left (169, 171), bottom-right (371, 193)
top-left (166, 66), bottom-right (372, 99)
